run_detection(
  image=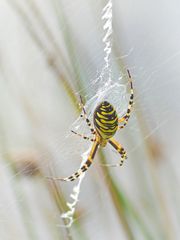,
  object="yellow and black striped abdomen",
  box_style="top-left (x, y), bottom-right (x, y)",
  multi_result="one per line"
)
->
top-left (93, 101), bottom-right (118, 140)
